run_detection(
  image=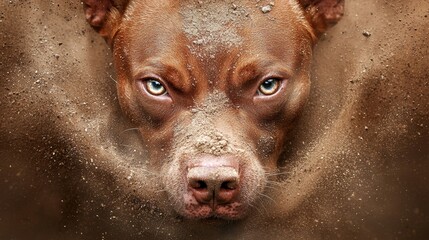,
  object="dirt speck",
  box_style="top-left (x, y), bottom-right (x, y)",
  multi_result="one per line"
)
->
top-left (362, 30), bottom-right (371, 37)
top-left (261, 4), bottom-right (273, 13)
